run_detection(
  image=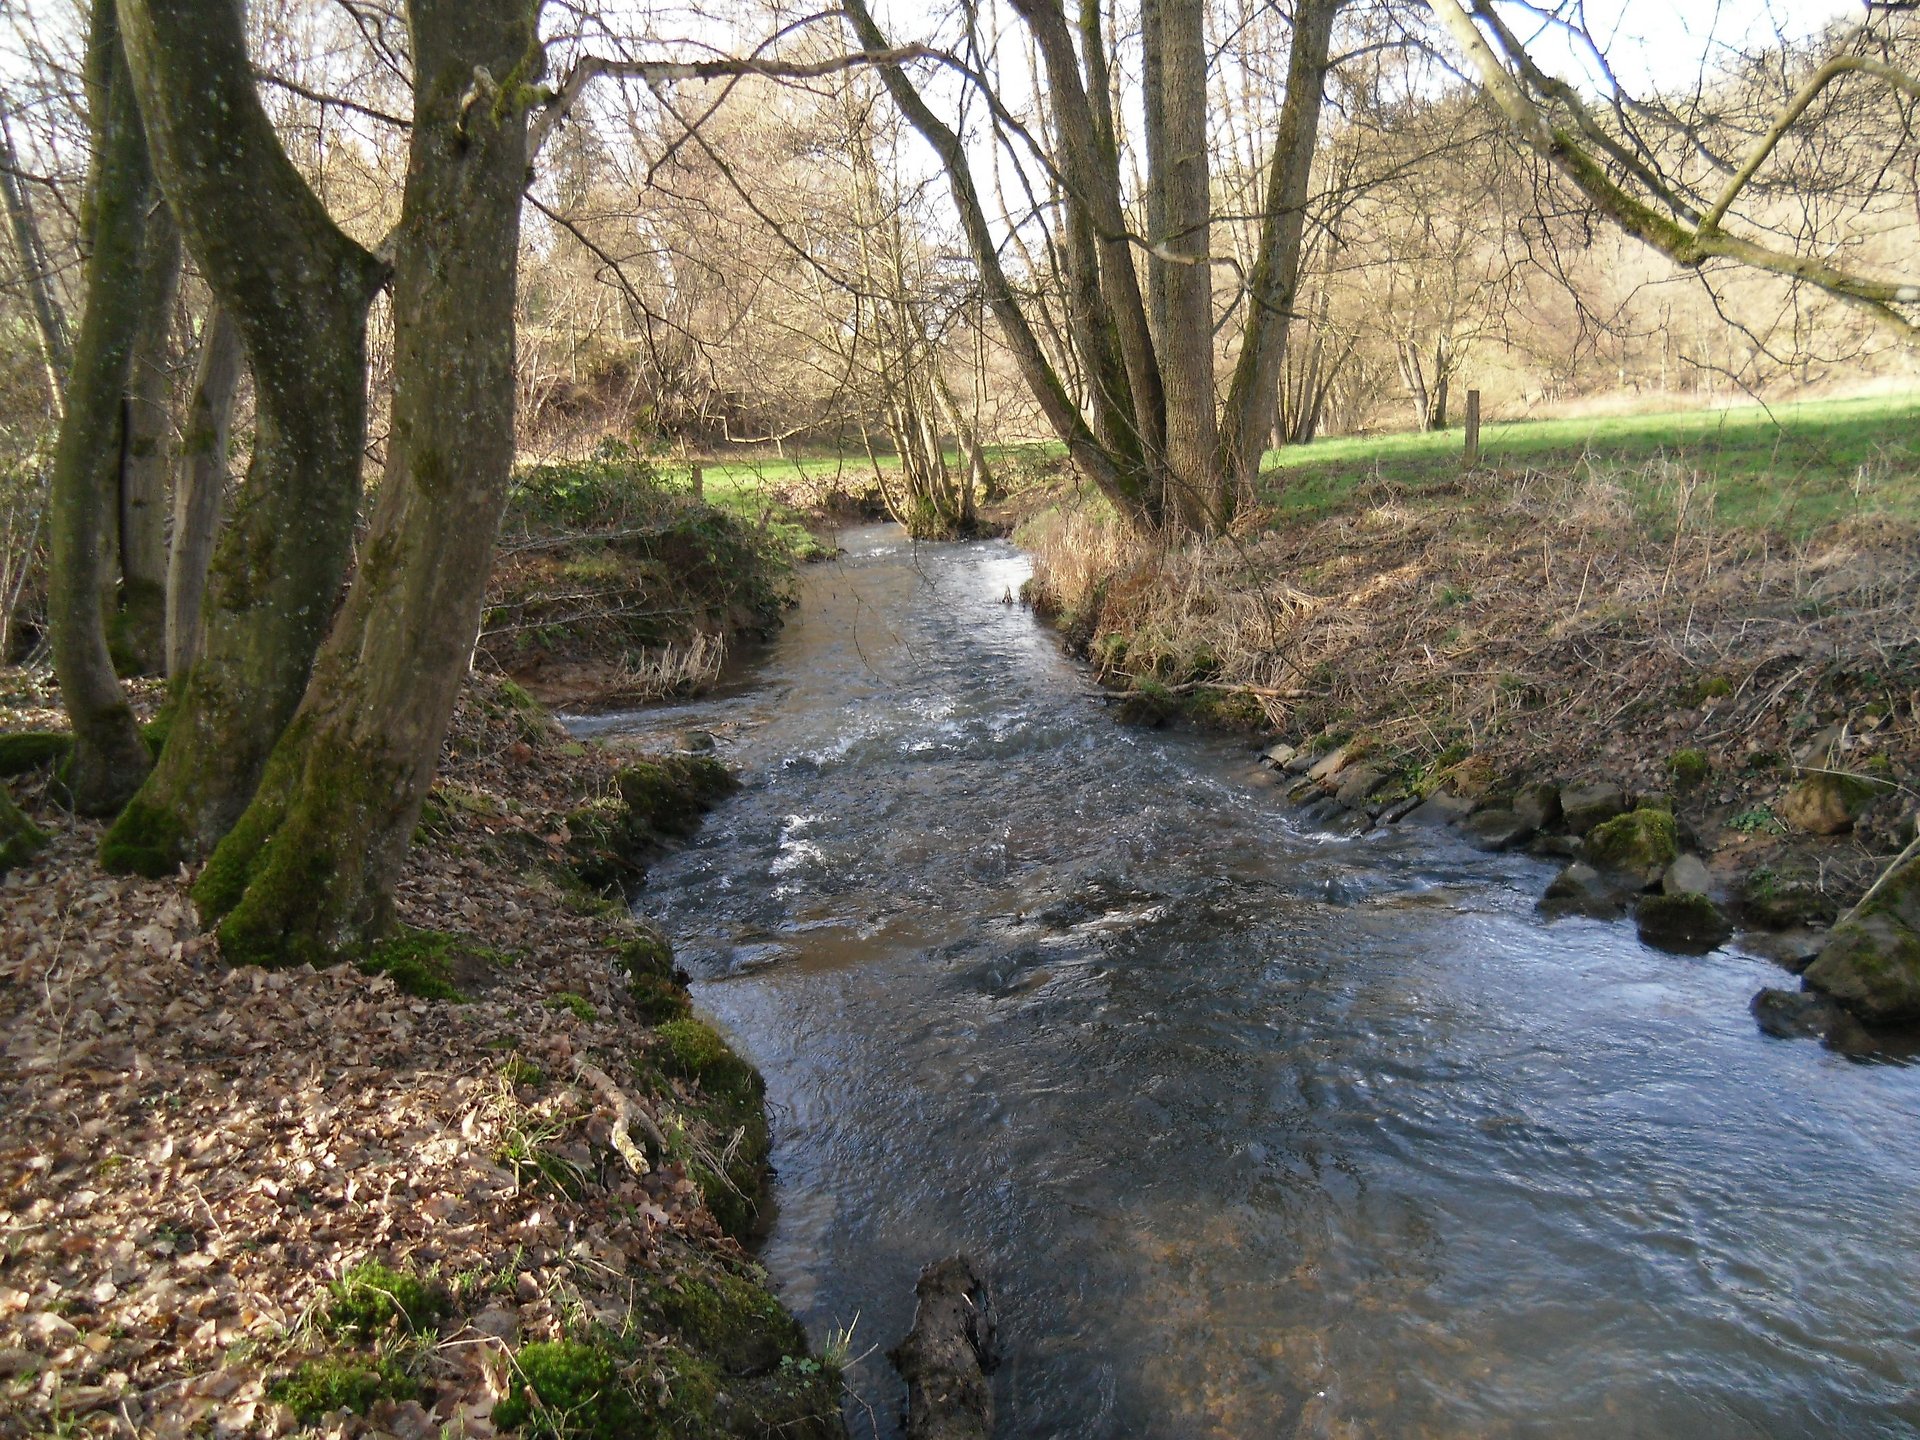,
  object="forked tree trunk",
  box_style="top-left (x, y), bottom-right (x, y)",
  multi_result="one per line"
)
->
top-left (115, 207), bottom-right (180, 674)
top-left (165, 302), bottom-right (241, 675)
top-left (103, 0), bottom-right (385, 874)
top-left (46, 1), bottom-right (165, 814)
top-left (197, 0), bottom-right (539, 966)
